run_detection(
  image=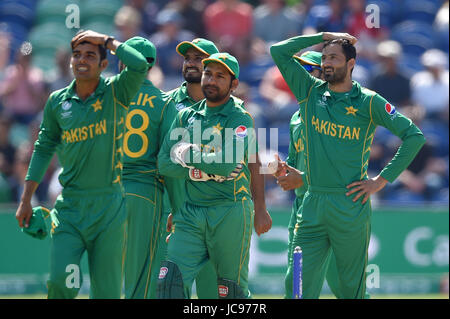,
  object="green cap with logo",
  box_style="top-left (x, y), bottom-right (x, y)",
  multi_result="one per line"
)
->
top-left (176, 38), bottom-right (219, 57)
top-left (202, 52), bottom-right (240, 79)
top-left (294, 51), bottom-right (322, 66)
top-left (122, 36), bottom-right (156, 67)
top-left (22, 206), bottom-right (51, 240)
